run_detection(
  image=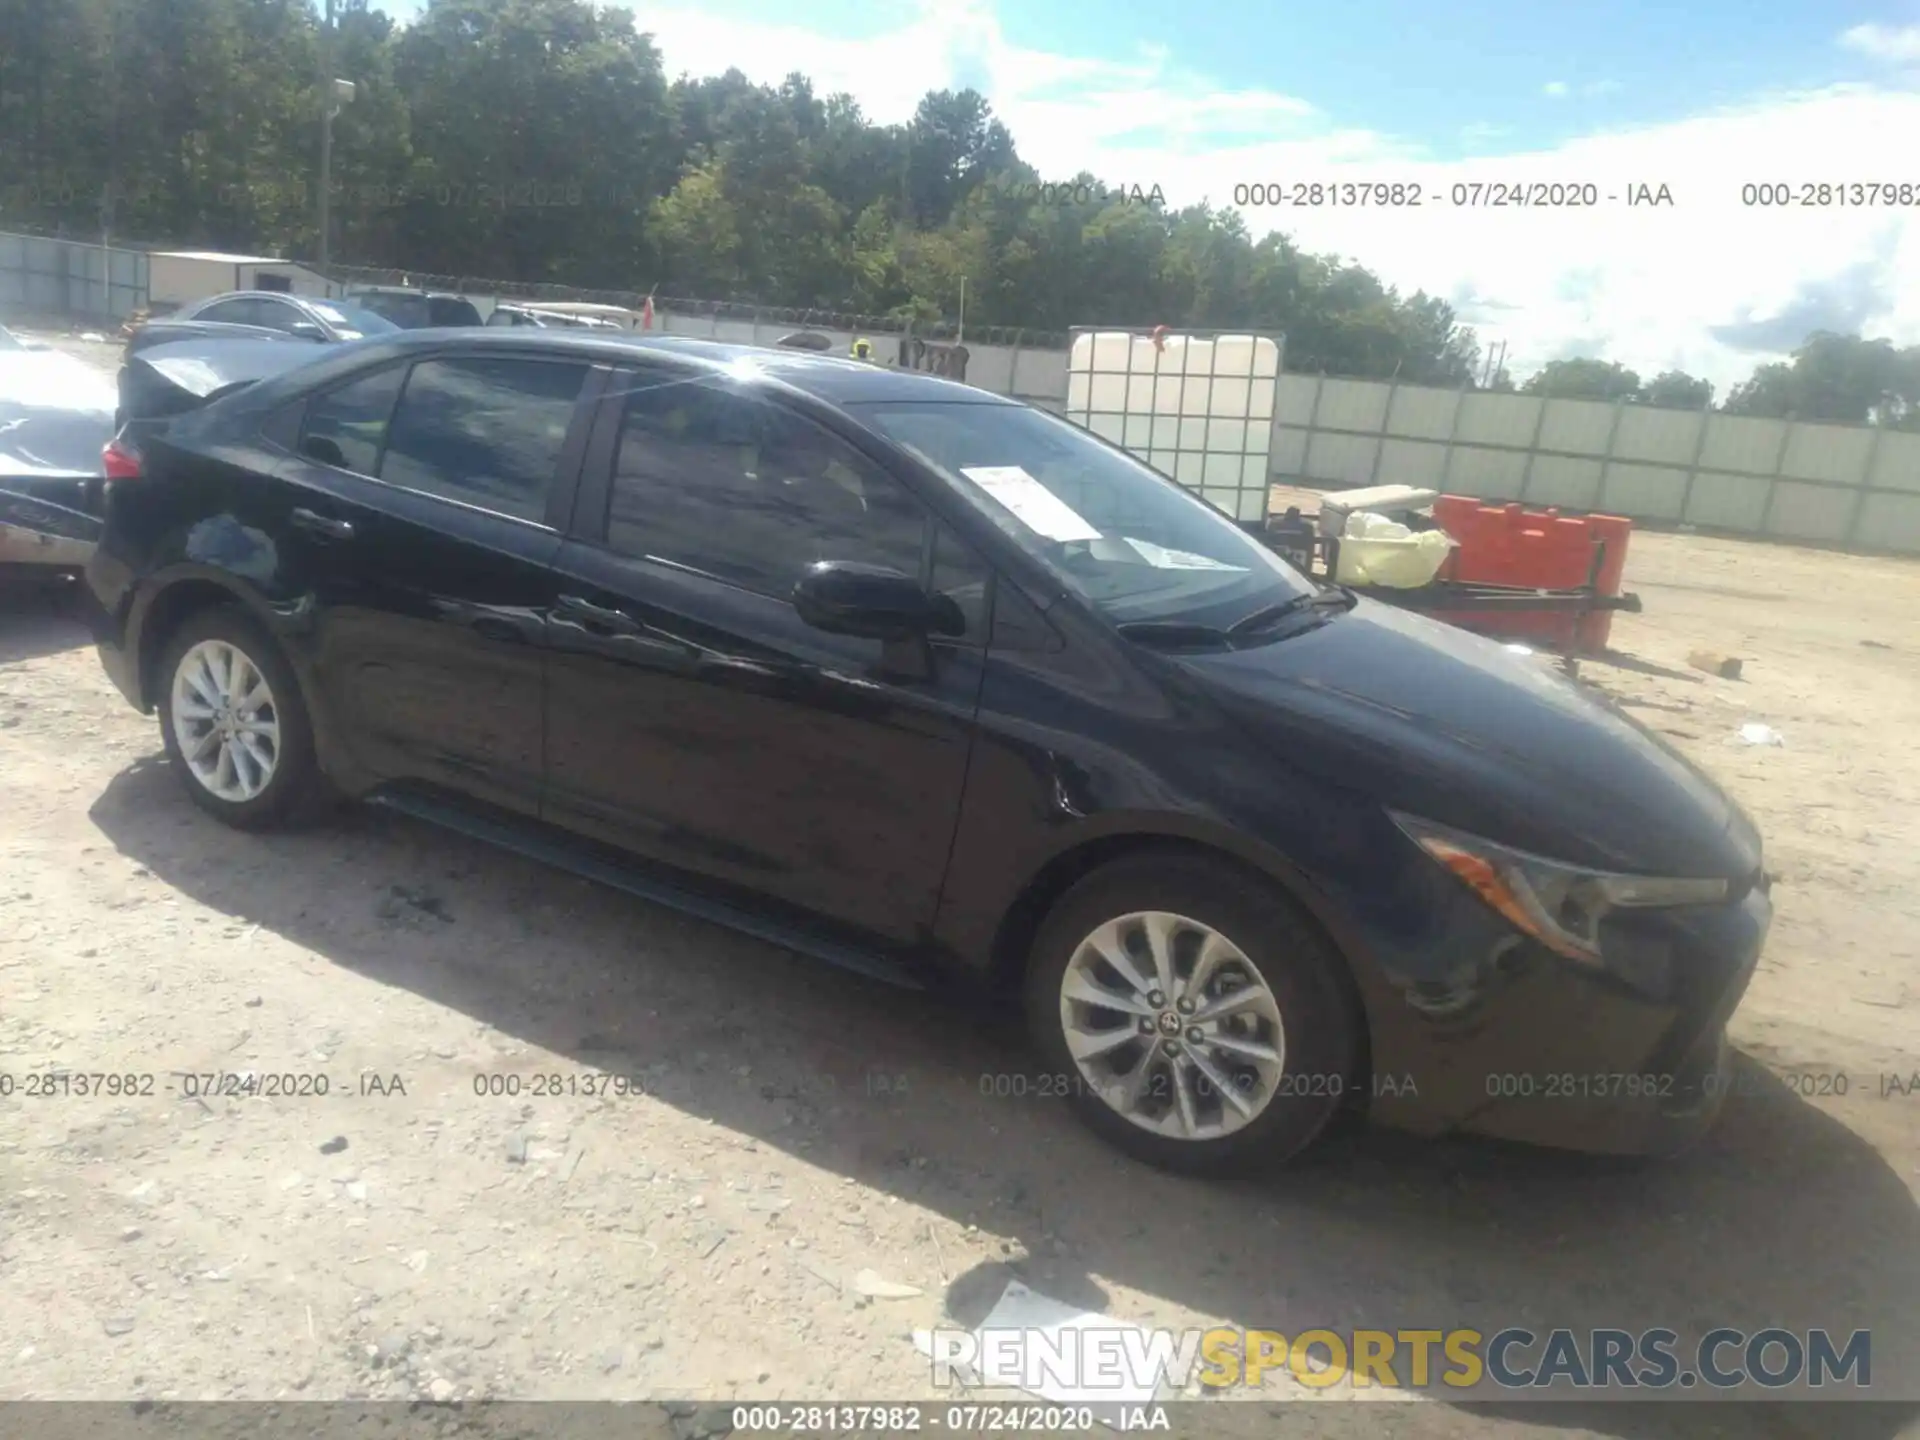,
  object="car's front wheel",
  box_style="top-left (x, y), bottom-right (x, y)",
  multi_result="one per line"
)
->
top-left (1025, 852), bottom-right (1362, 1176)
top-left (156, 606), bottom-right (323, 829)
